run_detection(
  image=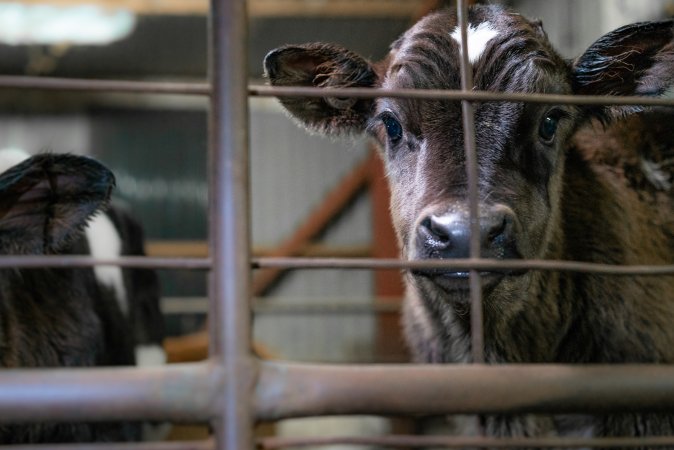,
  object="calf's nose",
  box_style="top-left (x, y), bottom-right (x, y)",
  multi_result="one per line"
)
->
top-left (416, 206), bottom-right (518, 260)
